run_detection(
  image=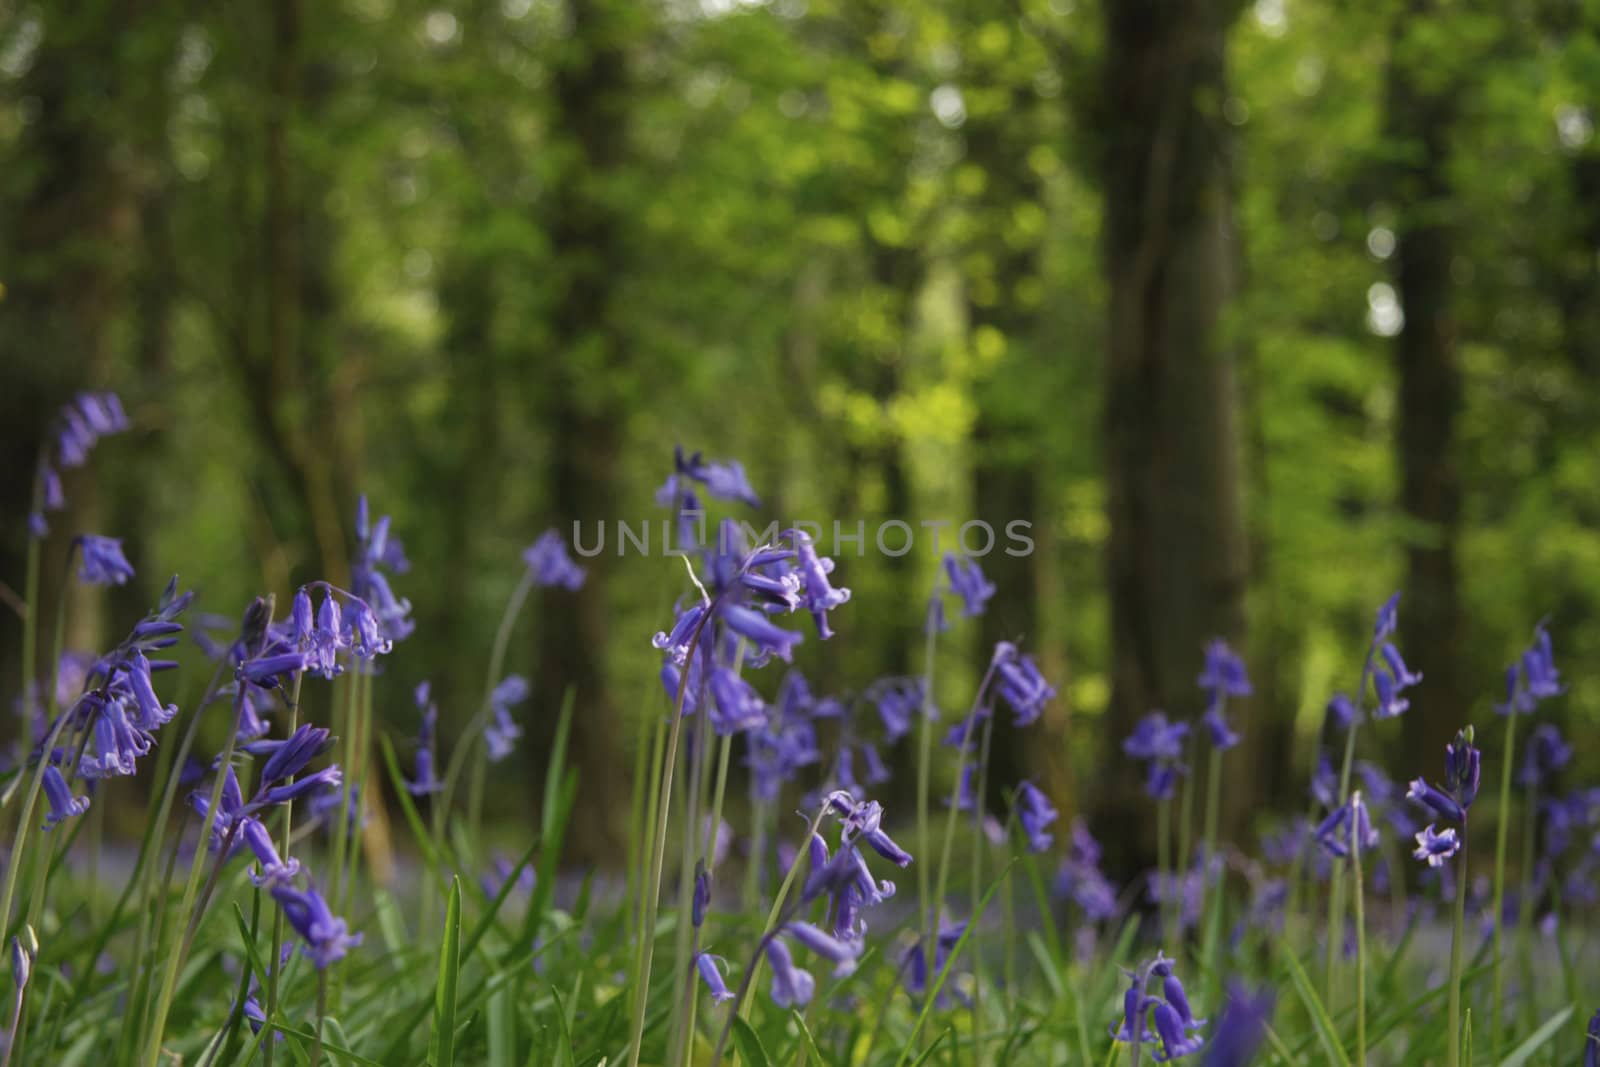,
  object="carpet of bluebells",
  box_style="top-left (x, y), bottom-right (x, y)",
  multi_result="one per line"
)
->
top-left (1, 393), bottom-right (1598, 1067)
